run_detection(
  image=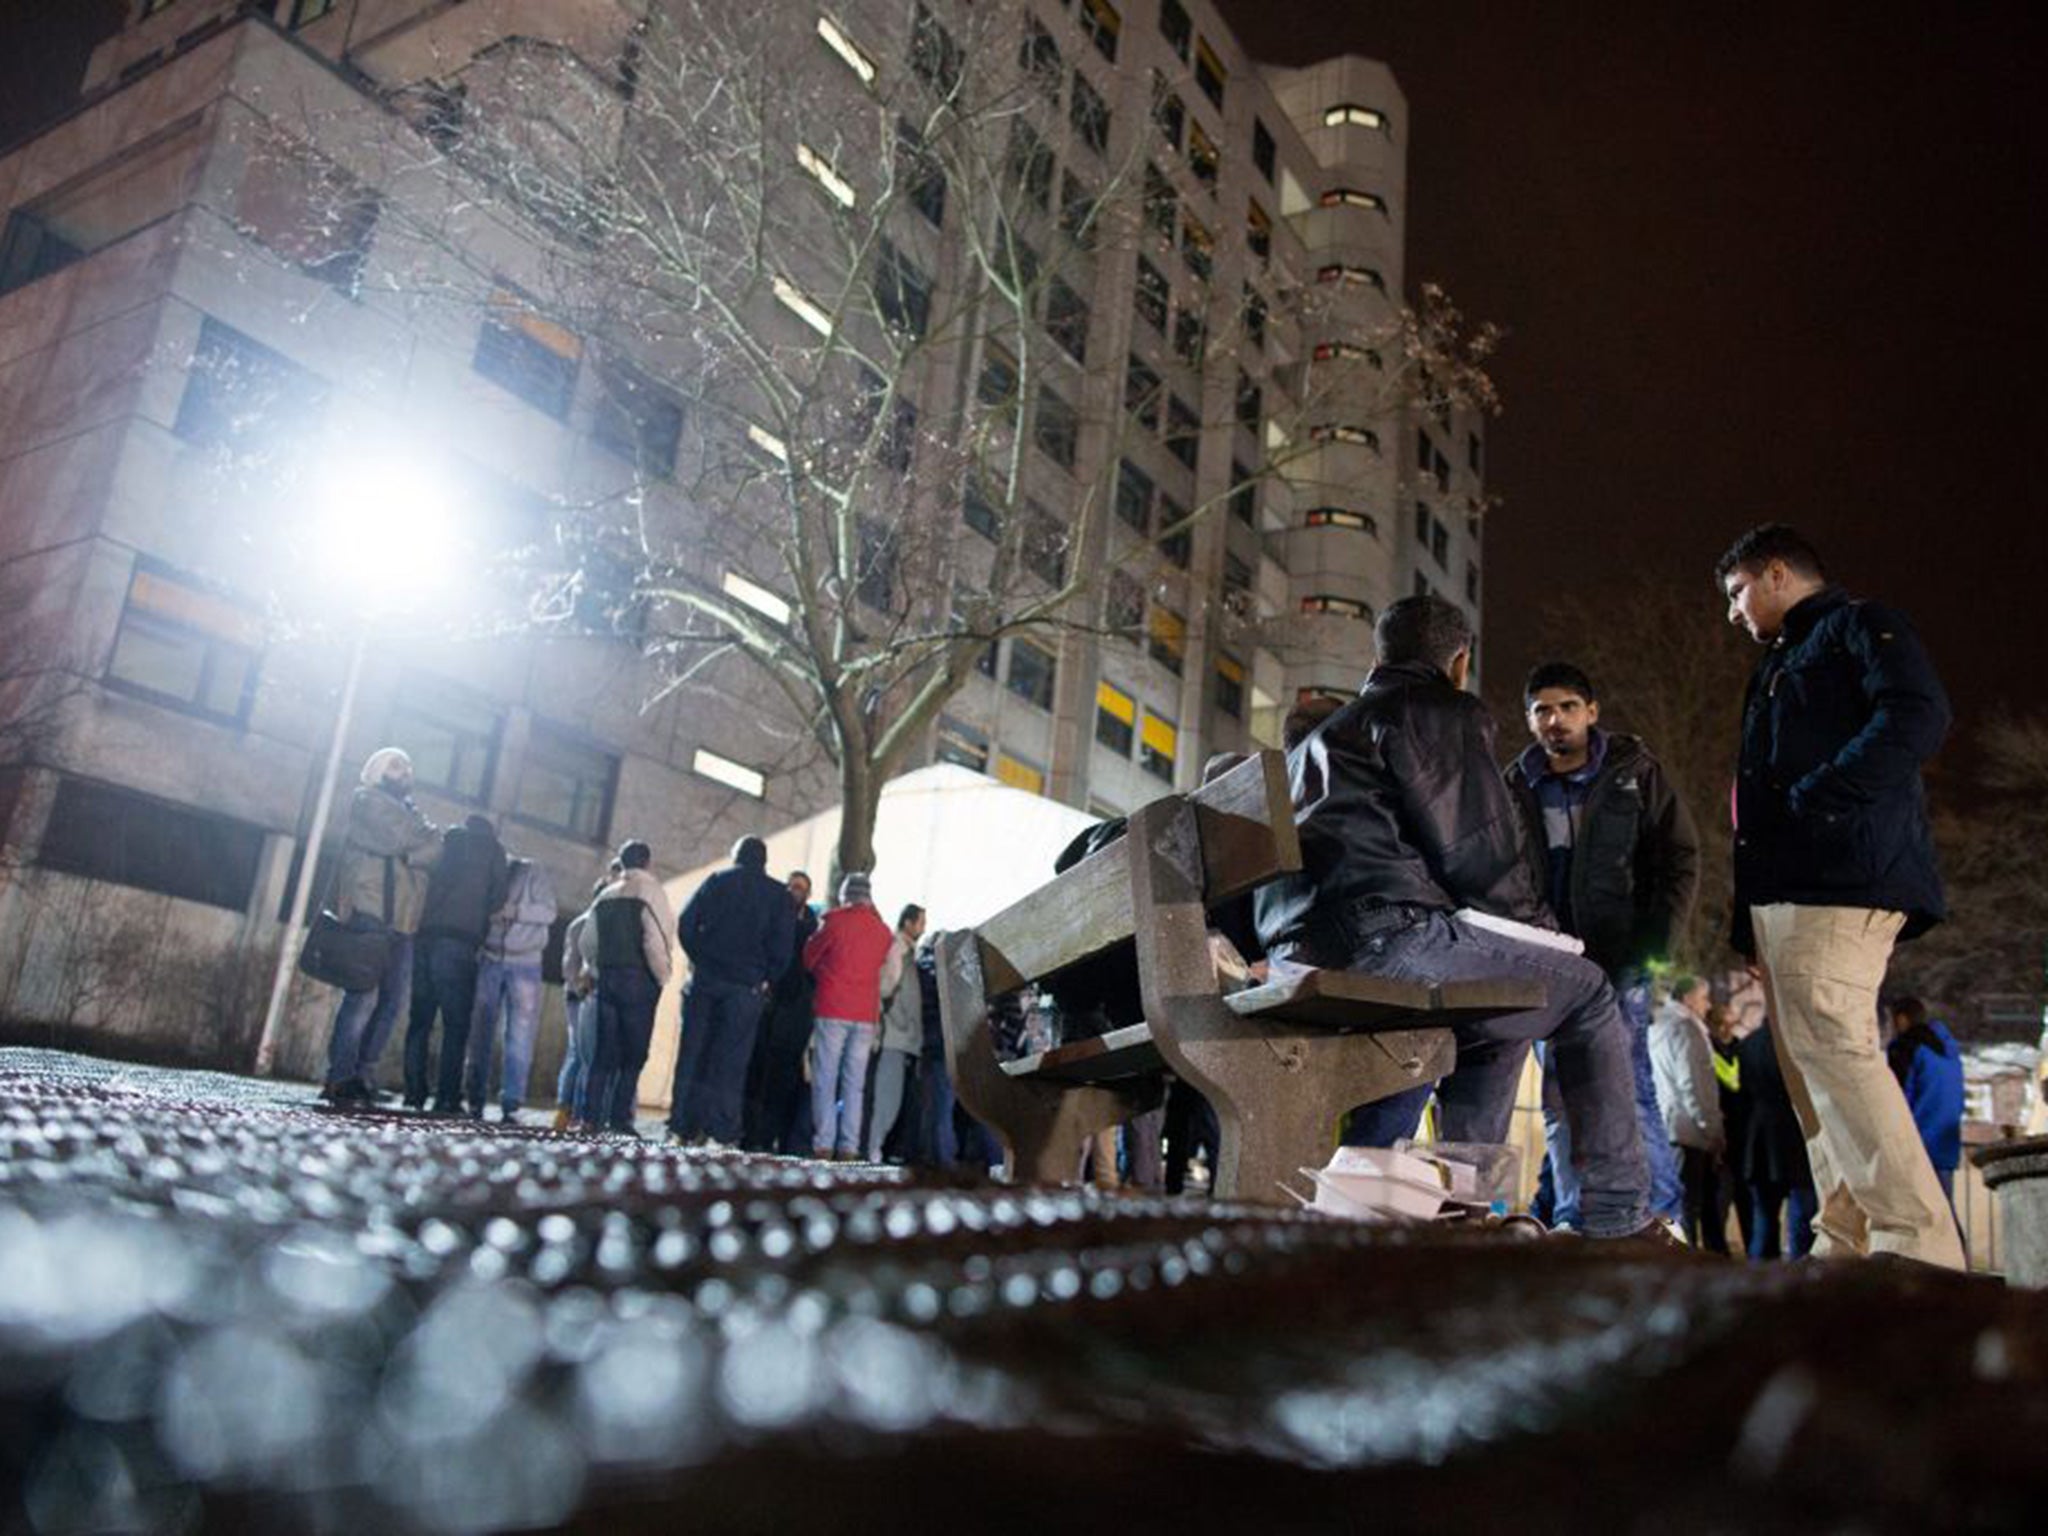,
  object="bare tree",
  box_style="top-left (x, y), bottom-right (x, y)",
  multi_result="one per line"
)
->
top-left (259, 0), bottom-right (1499, 875)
